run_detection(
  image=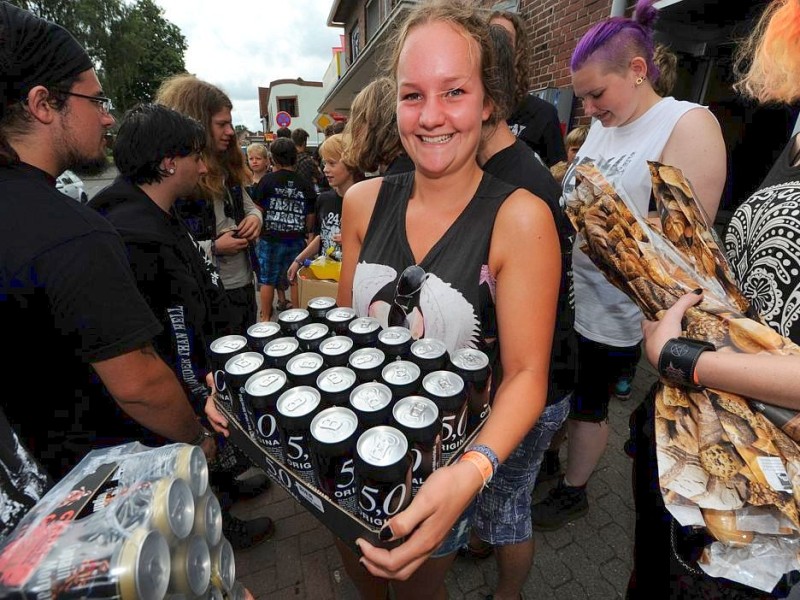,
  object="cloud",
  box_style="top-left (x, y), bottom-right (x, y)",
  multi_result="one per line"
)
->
top-left (157, 0), bottom-right (343, 131)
